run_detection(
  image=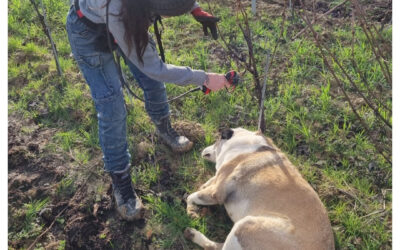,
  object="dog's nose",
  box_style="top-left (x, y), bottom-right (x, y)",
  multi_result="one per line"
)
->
top-left (201, 150), bottom-right (209, 158)
top-left (203, 153), bottom-right (211, 158)
top-left (201, 145), bottom-right (216, 162)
